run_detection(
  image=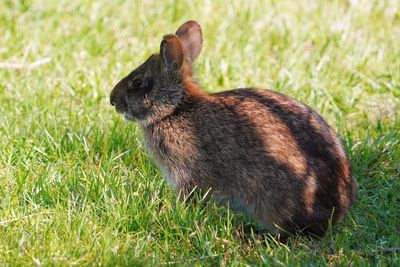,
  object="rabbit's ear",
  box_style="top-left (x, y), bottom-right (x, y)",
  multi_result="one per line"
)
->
top-left (160, 34), bottom-right (184, 72)
top-left (175, 20), bottom-right (202, 62)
